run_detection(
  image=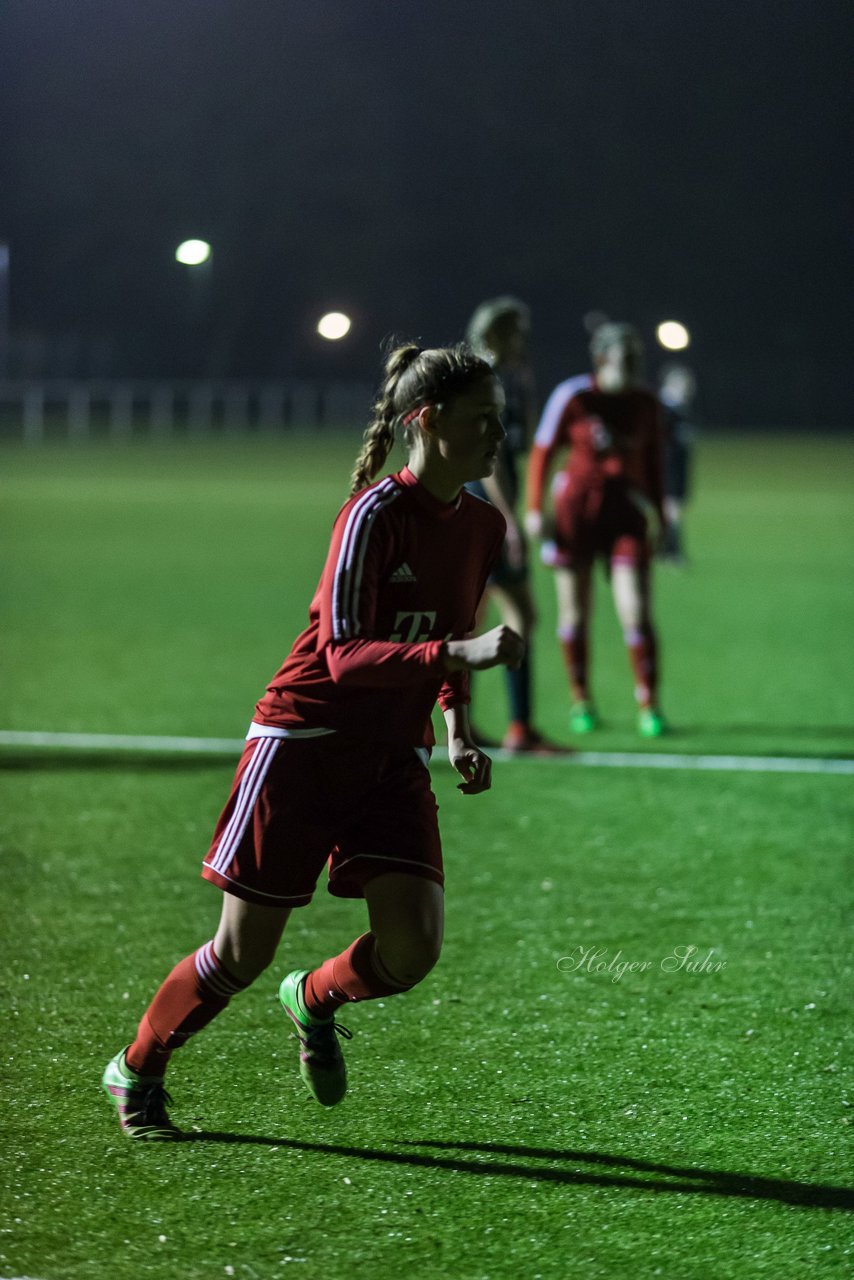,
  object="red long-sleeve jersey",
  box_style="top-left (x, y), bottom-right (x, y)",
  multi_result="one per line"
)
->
top-left (526, 375), bottom-right (665, 521)
top-left (253, 466), bottom-right (506, 747)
